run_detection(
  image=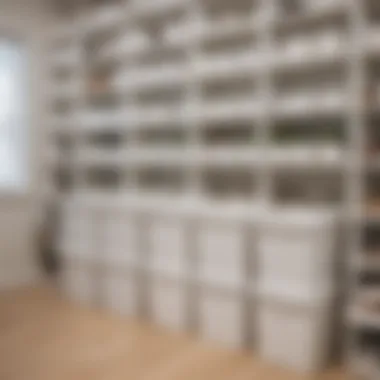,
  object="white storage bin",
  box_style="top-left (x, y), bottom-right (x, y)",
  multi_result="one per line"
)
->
top-left (61, 260), bottom-right (94, 306)
top-left (104, 213), bottom-right (139, 268)
top-left (150, 218), bottom-right (188, 278)
top-left (60, 203), bottom-right (95, 260)
top-left (198, 223), bottom-right (246, 288)
top-left (199, 288), bottom-right (245, 349)
top-left (257, 208), bottom-right (337, 295)
top-left (257, 293), bottom-right (334, 373)
top-left (150, 277), bottom-right (188, 331)
top-left (103, 269), bottom-right (138, 317)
